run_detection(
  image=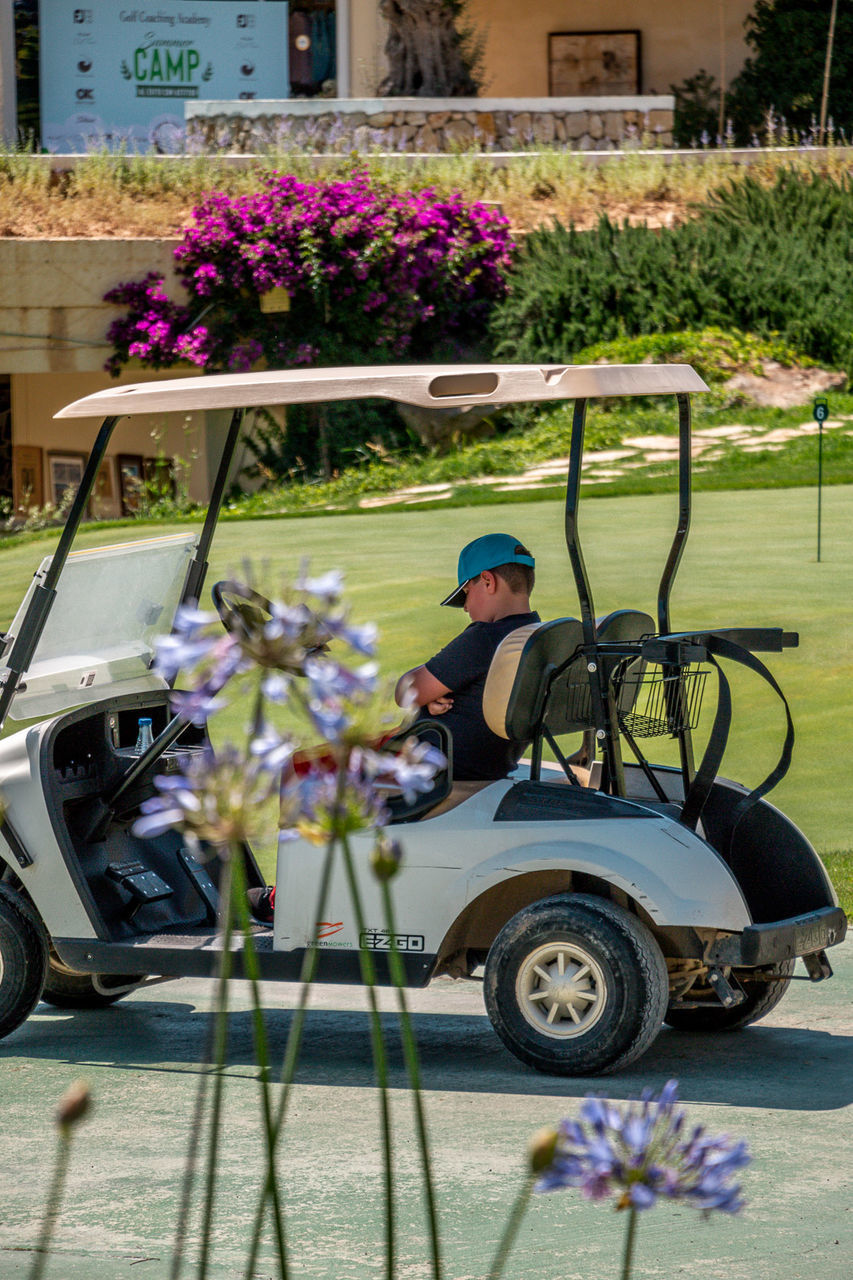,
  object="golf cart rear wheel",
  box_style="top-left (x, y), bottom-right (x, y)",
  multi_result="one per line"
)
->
top-left (0, 884), bottom-right (48, 1039)
top-left (41, 950), bottom-right (147, 1009)
top-left (484, 894), bottom-right (668, 1076)
top-left (664, 960), bottom-right (795, 1031)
